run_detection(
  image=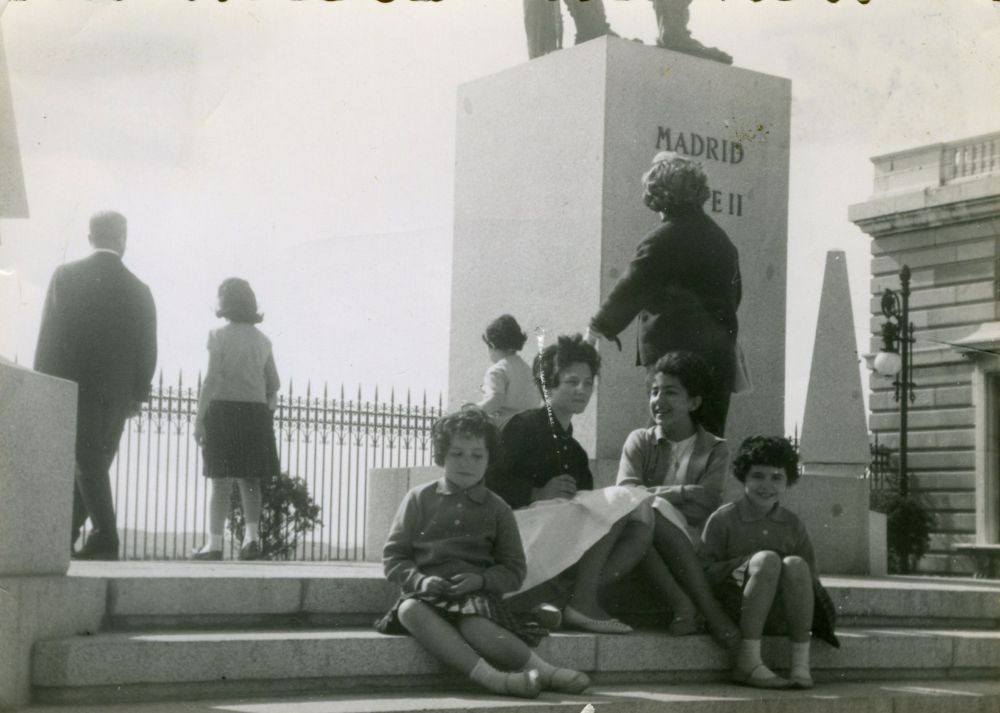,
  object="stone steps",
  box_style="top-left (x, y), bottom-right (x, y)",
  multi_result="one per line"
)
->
top-left (21, 679), bottom-right (1000, 713)
top-left (30, 563), bottom-right (1000, 707)
top-left (65, 562), bottom-right (1000, 630)
top-left (31, 626), bottom-right (1000, 705)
